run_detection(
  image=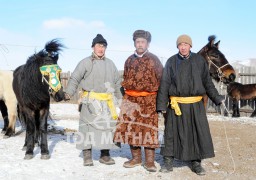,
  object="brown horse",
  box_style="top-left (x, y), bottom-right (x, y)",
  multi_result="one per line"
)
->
top-left (227, 82), bottom-right (256, 117)
top-left (198, 35), bottom-right (236, 108)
